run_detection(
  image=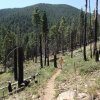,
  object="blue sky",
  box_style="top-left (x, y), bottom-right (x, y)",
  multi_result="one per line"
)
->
top-left (0, 0), bottom-right (100, 13)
